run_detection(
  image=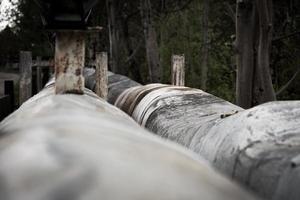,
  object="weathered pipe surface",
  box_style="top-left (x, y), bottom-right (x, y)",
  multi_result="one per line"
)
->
top-left (83, 68), bottom-right (140, 104)
top-left (0, 84), bottom-right (257, 200)
top-left (114, 84), bottom-right (300, 200)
